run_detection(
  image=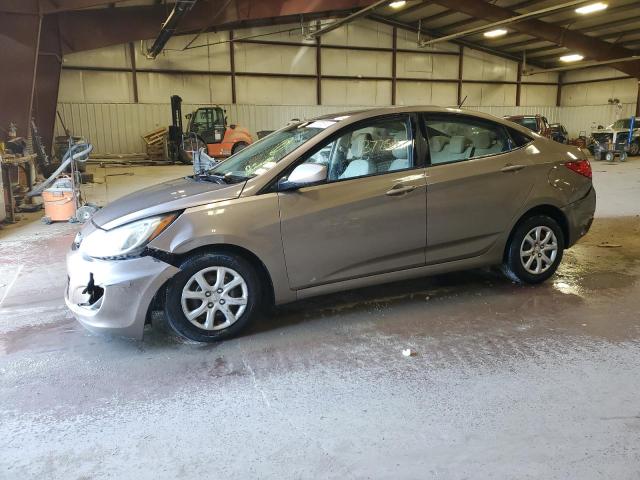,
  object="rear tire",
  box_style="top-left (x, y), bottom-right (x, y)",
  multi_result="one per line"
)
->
top-left (502, 215), bottom-right (564, 284)
top-left (629, 141), bottom-right (640, 156)
top-left (164, 252), bottom-right (262, 342)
